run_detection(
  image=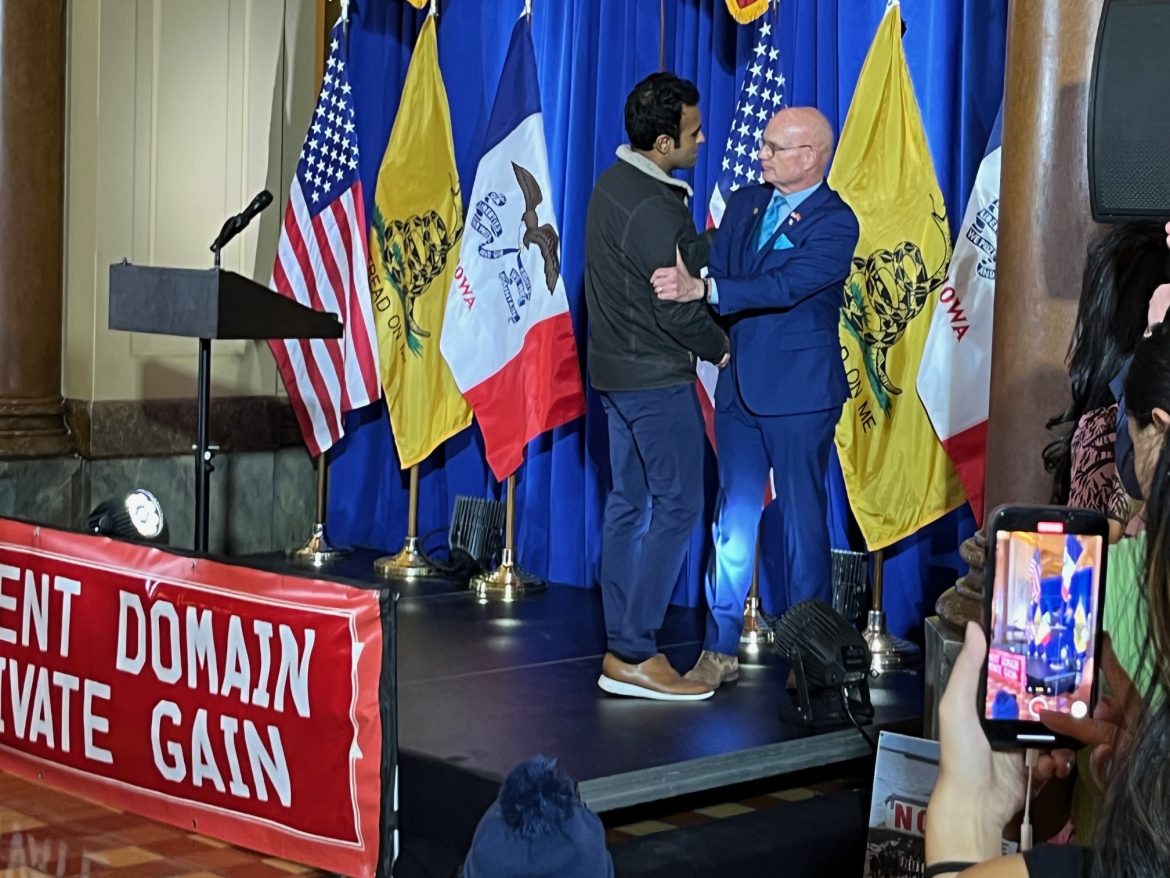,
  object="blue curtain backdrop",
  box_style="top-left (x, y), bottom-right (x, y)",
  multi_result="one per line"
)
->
top-left (328, 0), bottom-right (1007, 639)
